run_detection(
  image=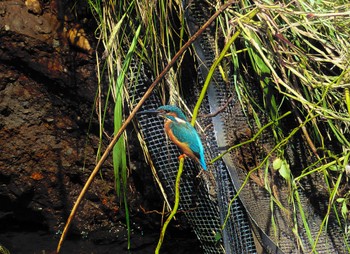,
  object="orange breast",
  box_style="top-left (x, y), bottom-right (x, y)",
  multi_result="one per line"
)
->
top-left (164, 120), bottom-right (198, 162)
